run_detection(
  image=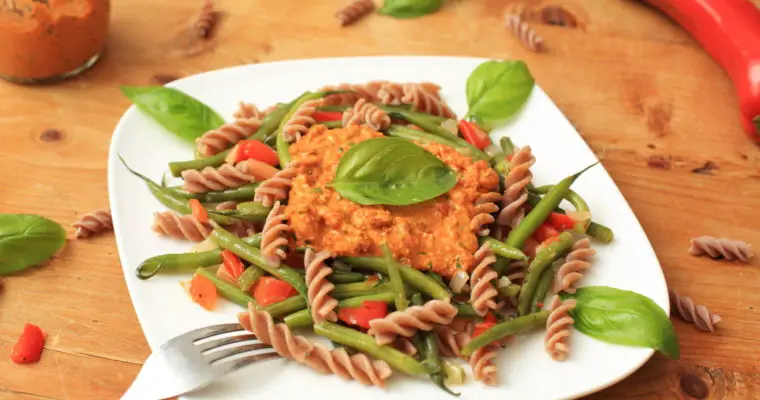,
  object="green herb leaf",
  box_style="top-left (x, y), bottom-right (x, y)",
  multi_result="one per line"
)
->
top-left (121, 86), bottom-right (225, 142)
top-left (465, 60), bottom-right (535, 129)
top-left (560, 286), bottom-right (679, 359)
top-left (377, 0), bottom-right (444, 19)
top-left (332, 137), bottom-right (456, 206)
top-left (753, 116), bottom-right (760, 135)
top-left (0, 214), bottom-right (66, 275)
